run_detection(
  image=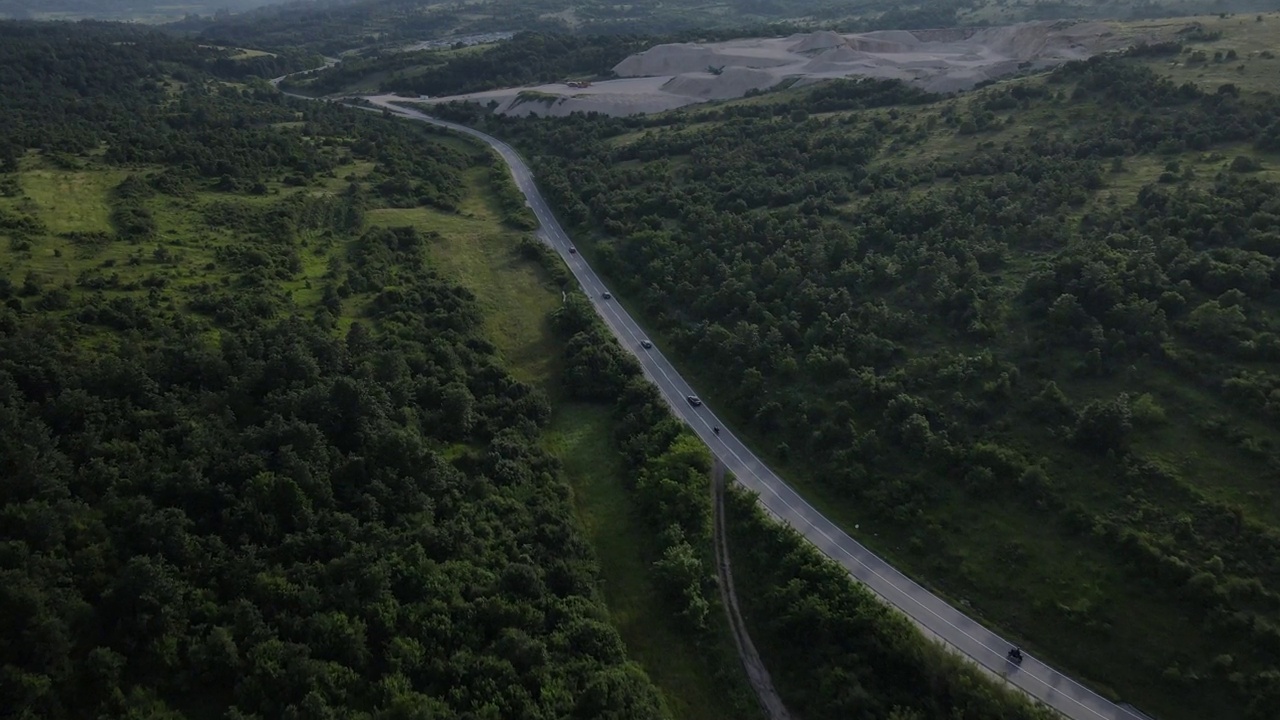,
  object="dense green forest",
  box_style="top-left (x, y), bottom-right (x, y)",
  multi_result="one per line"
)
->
top-left (438, 34), bottom-right (1280, 720)
top-left (0, 22), bottom-right (672, 719)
